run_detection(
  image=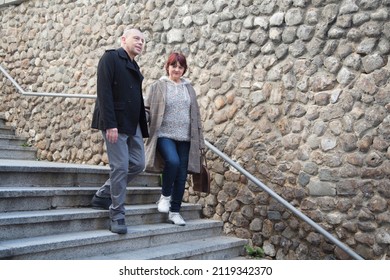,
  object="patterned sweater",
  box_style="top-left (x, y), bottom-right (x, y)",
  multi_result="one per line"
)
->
top-left (157, 76), bottom-right (191, 141)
